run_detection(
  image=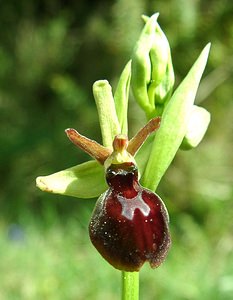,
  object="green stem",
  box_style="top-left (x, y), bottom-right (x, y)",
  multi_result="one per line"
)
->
top-left (121, 271), bottom-right (139, 300)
